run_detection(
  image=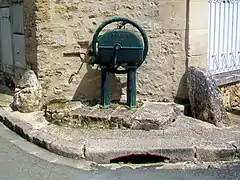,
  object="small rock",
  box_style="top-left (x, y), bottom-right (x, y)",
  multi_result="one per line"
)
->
top-left (187, 67), bottom-right (231, 127)
top-left (54, 87), bottom-right (63, 94)
top-left (89, 14), bottom-right (97, 18)
top-left (125, 5), bottom-right (133, 10)
top-left (10, 70), bottom-right (43, 113)
top-left (130, 103), bottom-right (181, 130)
